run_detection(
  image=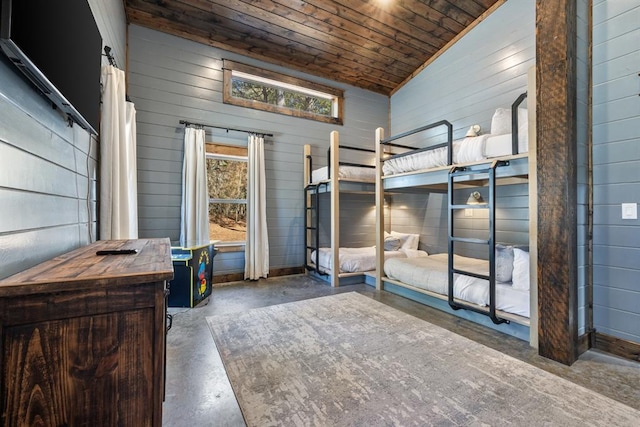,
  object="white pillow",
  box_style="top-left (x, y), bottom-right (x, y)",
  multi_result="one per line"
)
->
top-left (495, 244), bottom-right (514, 283)
top-left (390, 231), bottom-right (420, 250)
top-left (383, 236), bottom-right (402, 251)
top-left (490, 107), bottom-right (528, 136)
top-left (512, 248), bottom-right (530, 290)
